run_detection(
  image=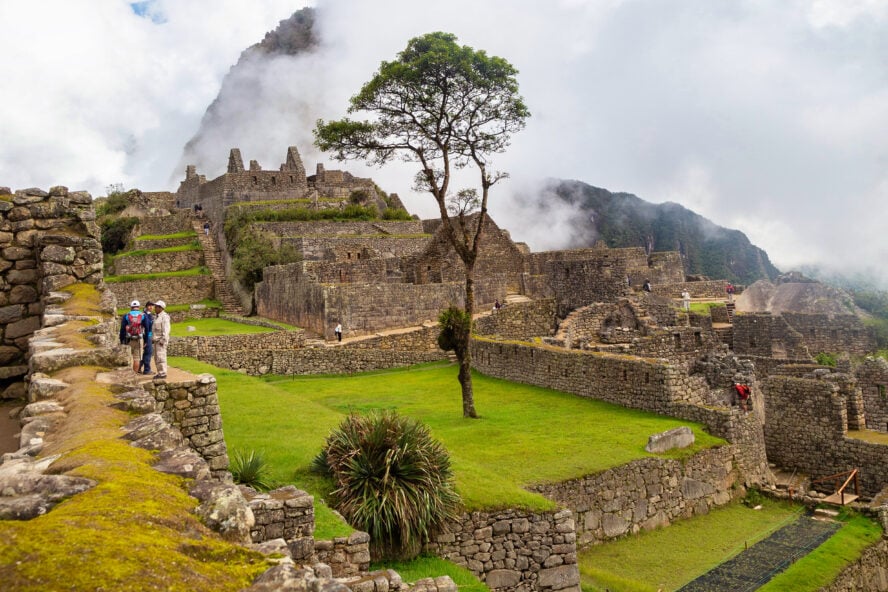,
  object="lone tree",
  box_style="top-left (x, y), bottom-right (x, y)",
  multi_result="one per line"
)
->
top-left (314, 32), bottom-right (529, 418)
